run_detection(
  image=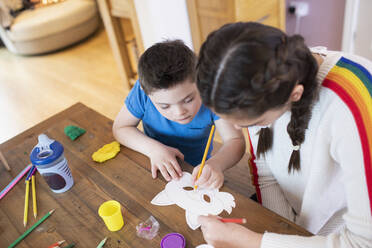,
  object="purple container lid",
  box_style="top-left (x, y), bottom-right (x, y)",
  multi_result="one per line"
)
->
top-left (161, 233), bottom-right (186, 248)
